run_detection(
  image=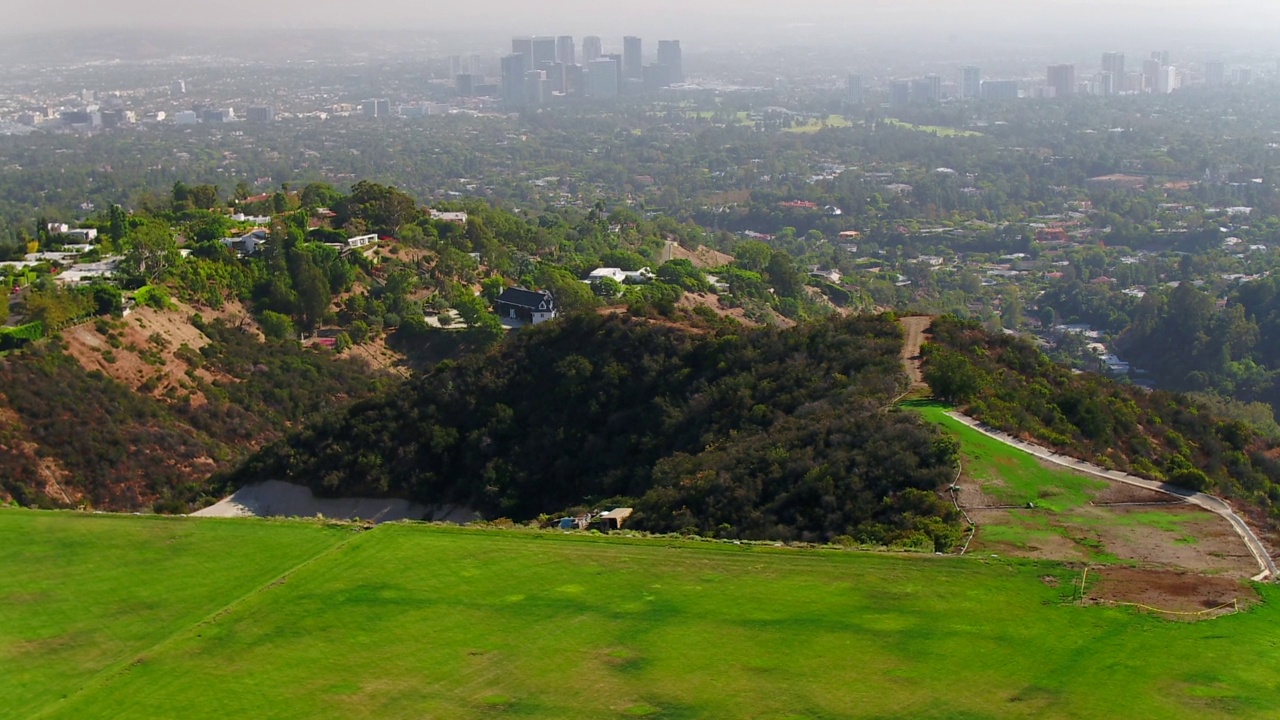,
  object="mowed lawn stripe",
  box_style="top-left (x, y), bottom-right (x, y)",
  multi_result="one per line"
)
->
top-left (0, 511), bottom-right (350, 717)
top-left (31, 521), bottom-right (1280, 719)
